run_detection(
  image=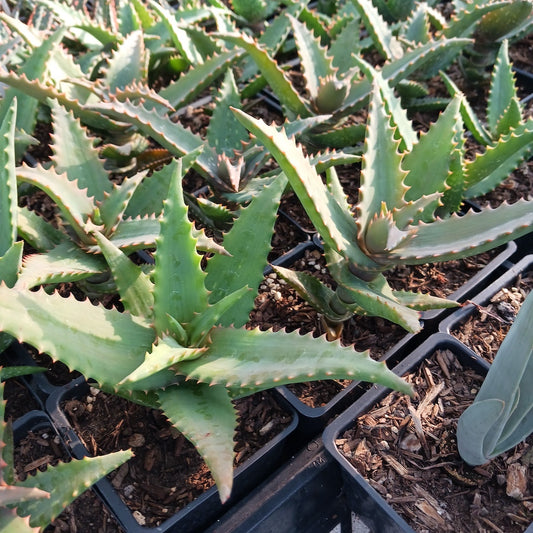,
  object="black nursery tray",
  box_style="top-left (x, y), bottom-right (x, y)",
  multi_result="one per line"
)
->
top-left (44, 378), bottom-right (299, 533)
top-left (323, 334), bottom-right (532, 533)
